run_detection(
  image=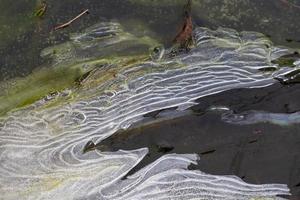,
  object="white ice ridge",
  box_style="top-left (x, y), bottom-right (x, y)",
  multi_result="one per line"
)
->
top-left (222, 110), bottom-right (300, 126)
top-left (0, 22), bottom-right (295, 199)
